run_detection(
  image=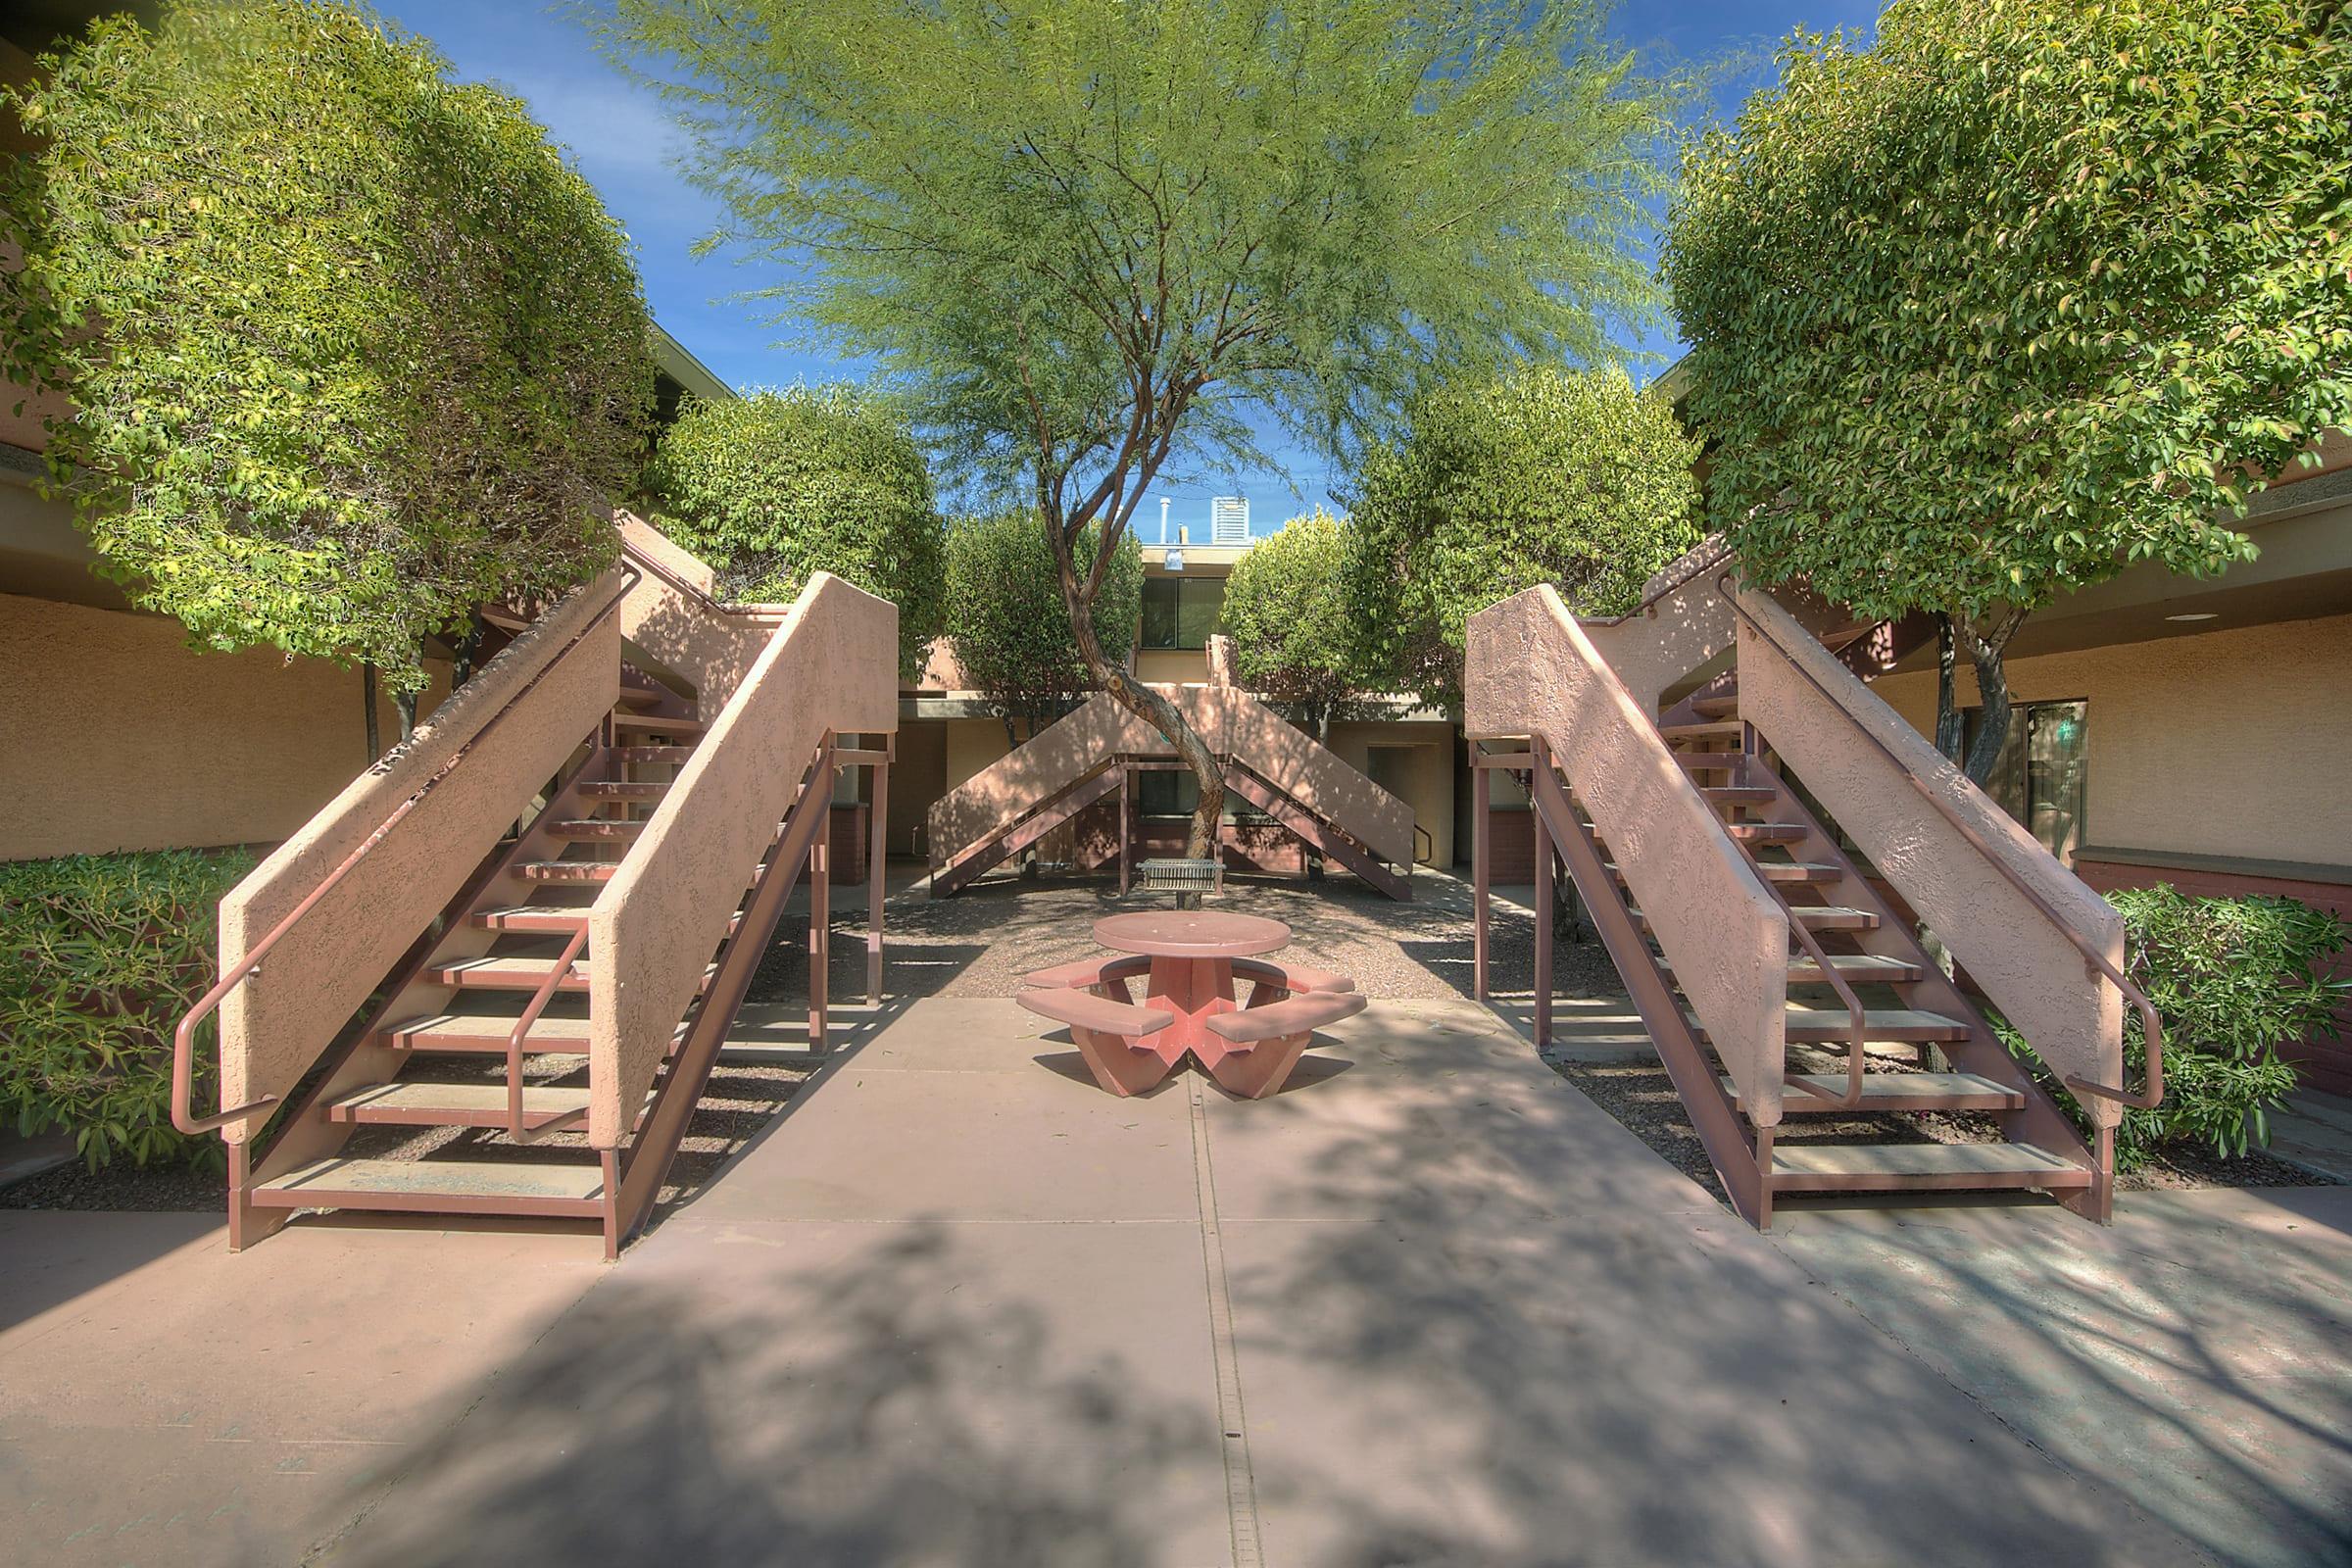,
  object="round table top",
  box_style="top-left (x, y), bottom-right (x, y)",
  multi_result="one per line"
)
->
top-left (1093, 910), bottom-right (1292, 959)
